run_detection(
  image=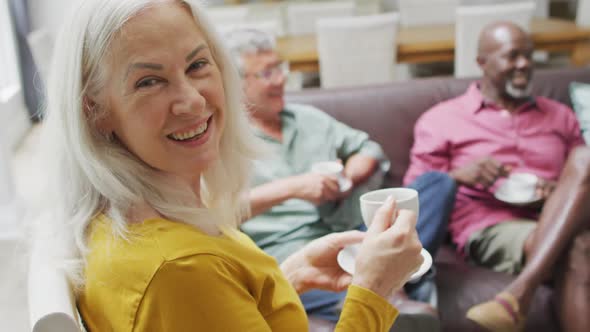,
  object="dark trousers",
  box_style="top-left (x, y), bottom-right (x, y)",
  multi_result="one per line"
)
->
top-left (300, 172), bottom-right (457, 322)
